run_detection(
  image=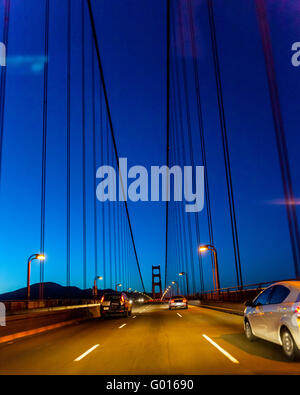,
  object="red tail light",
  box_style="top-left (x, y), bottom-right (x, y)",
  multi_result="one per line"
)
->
top-left (100, 296), bottom-right (104, 303)
top-left (170, 299), bottom-right (175, 303)
top-left (121, 295), bottom-right (124, 303)
top-left (183, 299), bottom-right (187, 303)
top-left (295, 306), bottom-right (300, 317)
